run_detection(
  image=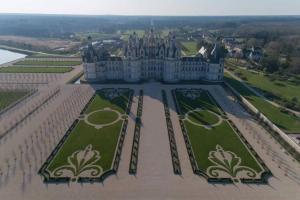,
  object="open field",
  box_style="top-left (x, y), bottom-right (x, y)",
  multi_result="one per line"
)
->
top-left (40, 88), bottom-right (132, 182)
top-left (14, 60), bottom-right (82, 66)
top-left (0, 90), bottom-right (29, 111)
top-left (123, 29), bottom-right (145, 37)
top-left (226, 63), bottom-right (300, 109)
top-left (180, 41), bottom-right (198, 56)
top-left (0, 67), bottom-right (73, 73)
top-left (174, 89), bottom-right (267, 181)
top-left (224, 73), bottom-right (300, 133)
top-left (28, 53), bottom-right (81, 58)
top-left (75, 32), bottom-right (120, 41)
top-left (120, 30), bottom-right (145, 41)
top-left (0, 35), bottom-right (80, 53)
